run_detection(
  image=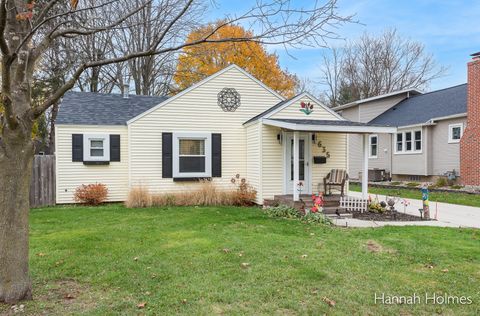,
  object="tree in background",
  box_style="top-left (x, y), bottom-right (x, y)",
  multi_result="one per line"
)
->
top-left (175, 22), bottom-right (299, 97)
top-left (0, 0), bottom-right (351, 303)
top-left (320, 29), bottom-right (447, 107)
